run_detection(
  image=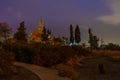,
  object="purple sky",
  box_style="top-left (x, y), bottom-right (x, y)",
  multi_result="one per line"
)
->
top-left (0, 0), bottom-right (120, 44)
